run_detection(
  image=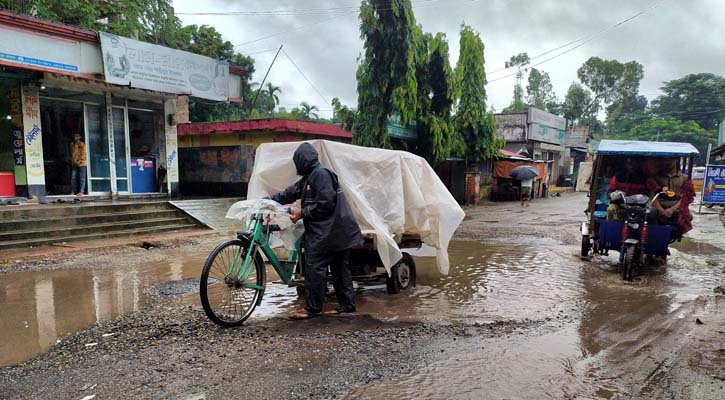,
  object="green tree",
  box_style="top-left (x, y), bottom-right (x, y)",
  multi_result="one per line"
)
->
top-left (331, 98), bottom-right (357, 131)
top-left (576, 57), bottom-right (644, 120)
top-left (562, 82), bottom-right (597, 128)
top-left (454, 24), bottom-right (503, 161)
top-left (299, 102), bottom-right (319, 121)
top-left (503, 52), bottom-right (530, 113)
top-left (354, 0), bottom-right (419, 148)
top-left (651, 73), bottom-right (725, 131)
top-left (612, 117), bottom-right (716, 163)
top-left (415, 32), bottom-right (460, 165)
top-left (526, 68), bottom-right (557, 112)
top-left (265, 83), bottom-right (282, 109)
